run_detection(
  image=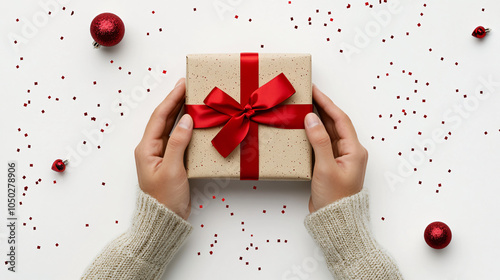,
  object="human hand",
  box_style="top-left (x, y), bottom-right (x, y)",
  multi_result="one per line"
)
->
top-left (134, 78), bottom-right (193, 220)
top-left (304, 85), bottom-right (368, 213)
